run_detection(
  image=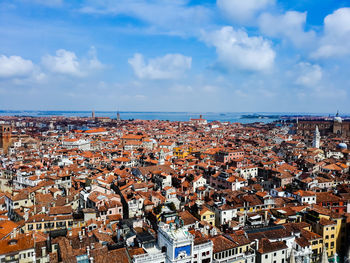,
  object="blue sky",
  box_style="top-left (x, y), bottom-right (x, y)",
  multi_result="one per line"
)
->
top-left (0, 0), bottom-right (349, 113)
